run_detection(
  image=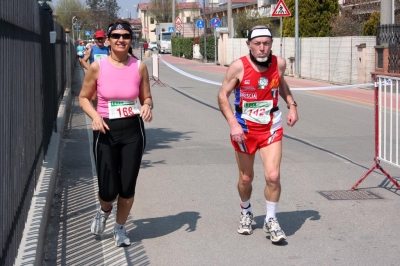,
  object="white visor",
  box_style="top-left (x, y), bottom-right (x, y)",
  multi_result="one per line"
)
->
top-left (250, 28), bottom-right (272, 40)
